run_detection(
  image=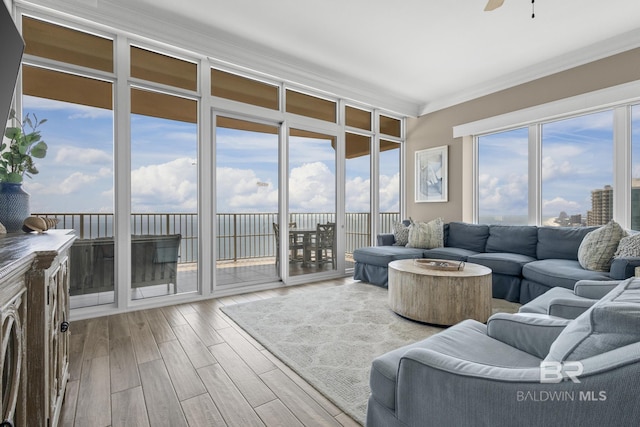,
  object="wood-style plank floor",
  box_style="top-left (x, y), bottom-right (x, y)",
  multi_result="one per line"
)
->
top-left (61, 277), bottom-right (362, 427)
